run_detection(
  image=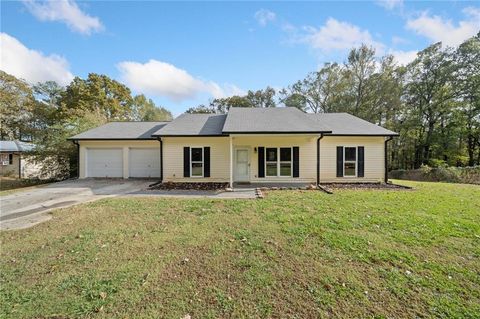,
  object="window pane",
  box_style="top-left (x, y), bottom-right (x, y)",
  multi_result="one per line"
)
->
top-left (191, 148), bottom-right (202, 161)
top-left (280, 148), bottom-right (291, 161)
top-left (344, 162), bottom-right (356, 176)
top-left (345, 147), bottom-right (356, 161)
top-left (280, 163), bottom-right (291, 176)
top-left (266, 163), bottom-right (277, 176)
top-left (266, 148), bottom-right (277, 161)
top-left (192, 163), bottom-right (203, 176)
